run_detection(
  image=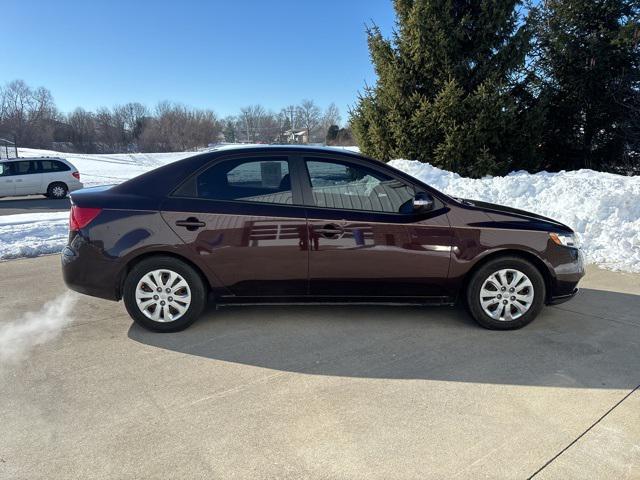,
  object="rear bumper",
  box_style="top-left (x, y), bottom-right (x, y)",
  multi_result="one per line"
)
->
top-left (61, 245), bottom-right (120, 301)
